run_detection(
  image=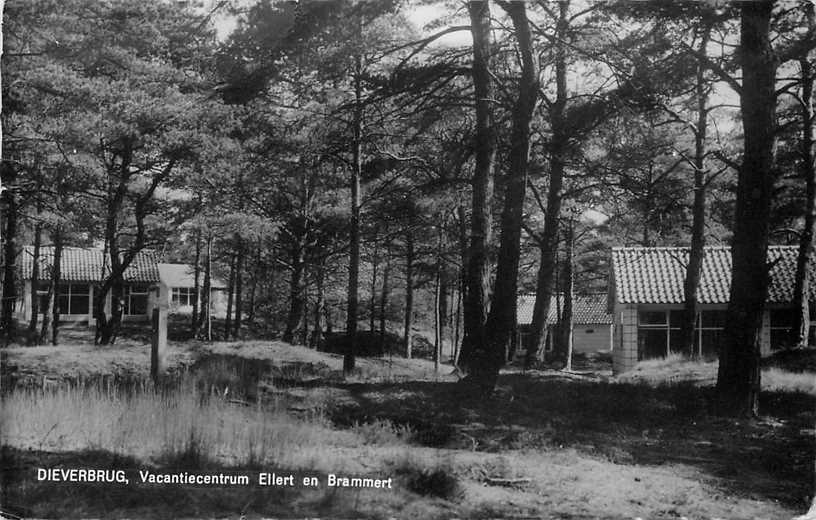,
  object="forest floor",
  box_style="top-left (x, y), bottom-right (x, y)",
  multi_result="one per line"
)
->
top-left (1, 337), bottom-right (814, 519)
